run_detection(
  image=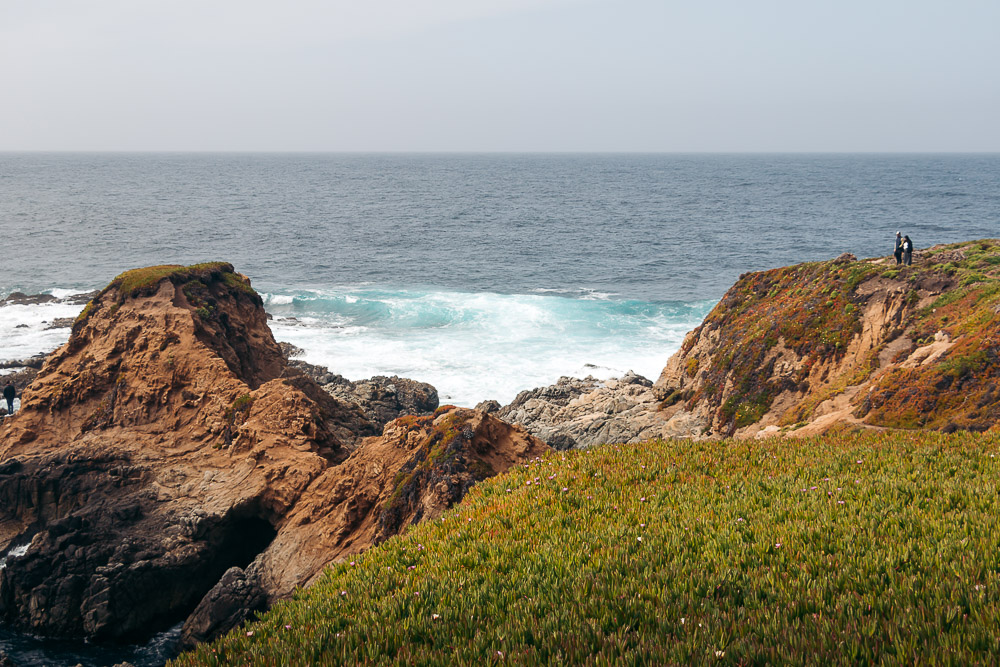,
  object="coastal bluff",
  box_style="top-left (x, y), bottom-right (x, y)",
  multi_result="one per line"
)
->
top-left (653, 239), bottom-right (1000, 437)
top-left (491, 240), bottom-right (1000, 445)
top-left (0, 263), bottom-right (545, 646)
